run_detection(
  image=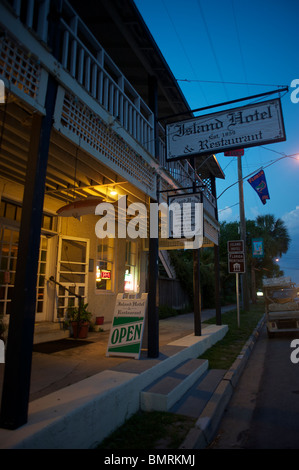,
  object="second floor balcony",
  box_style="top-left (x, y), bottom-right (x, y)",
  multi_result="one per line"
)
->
top-left (0, 0), bottom-right (224, 245)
